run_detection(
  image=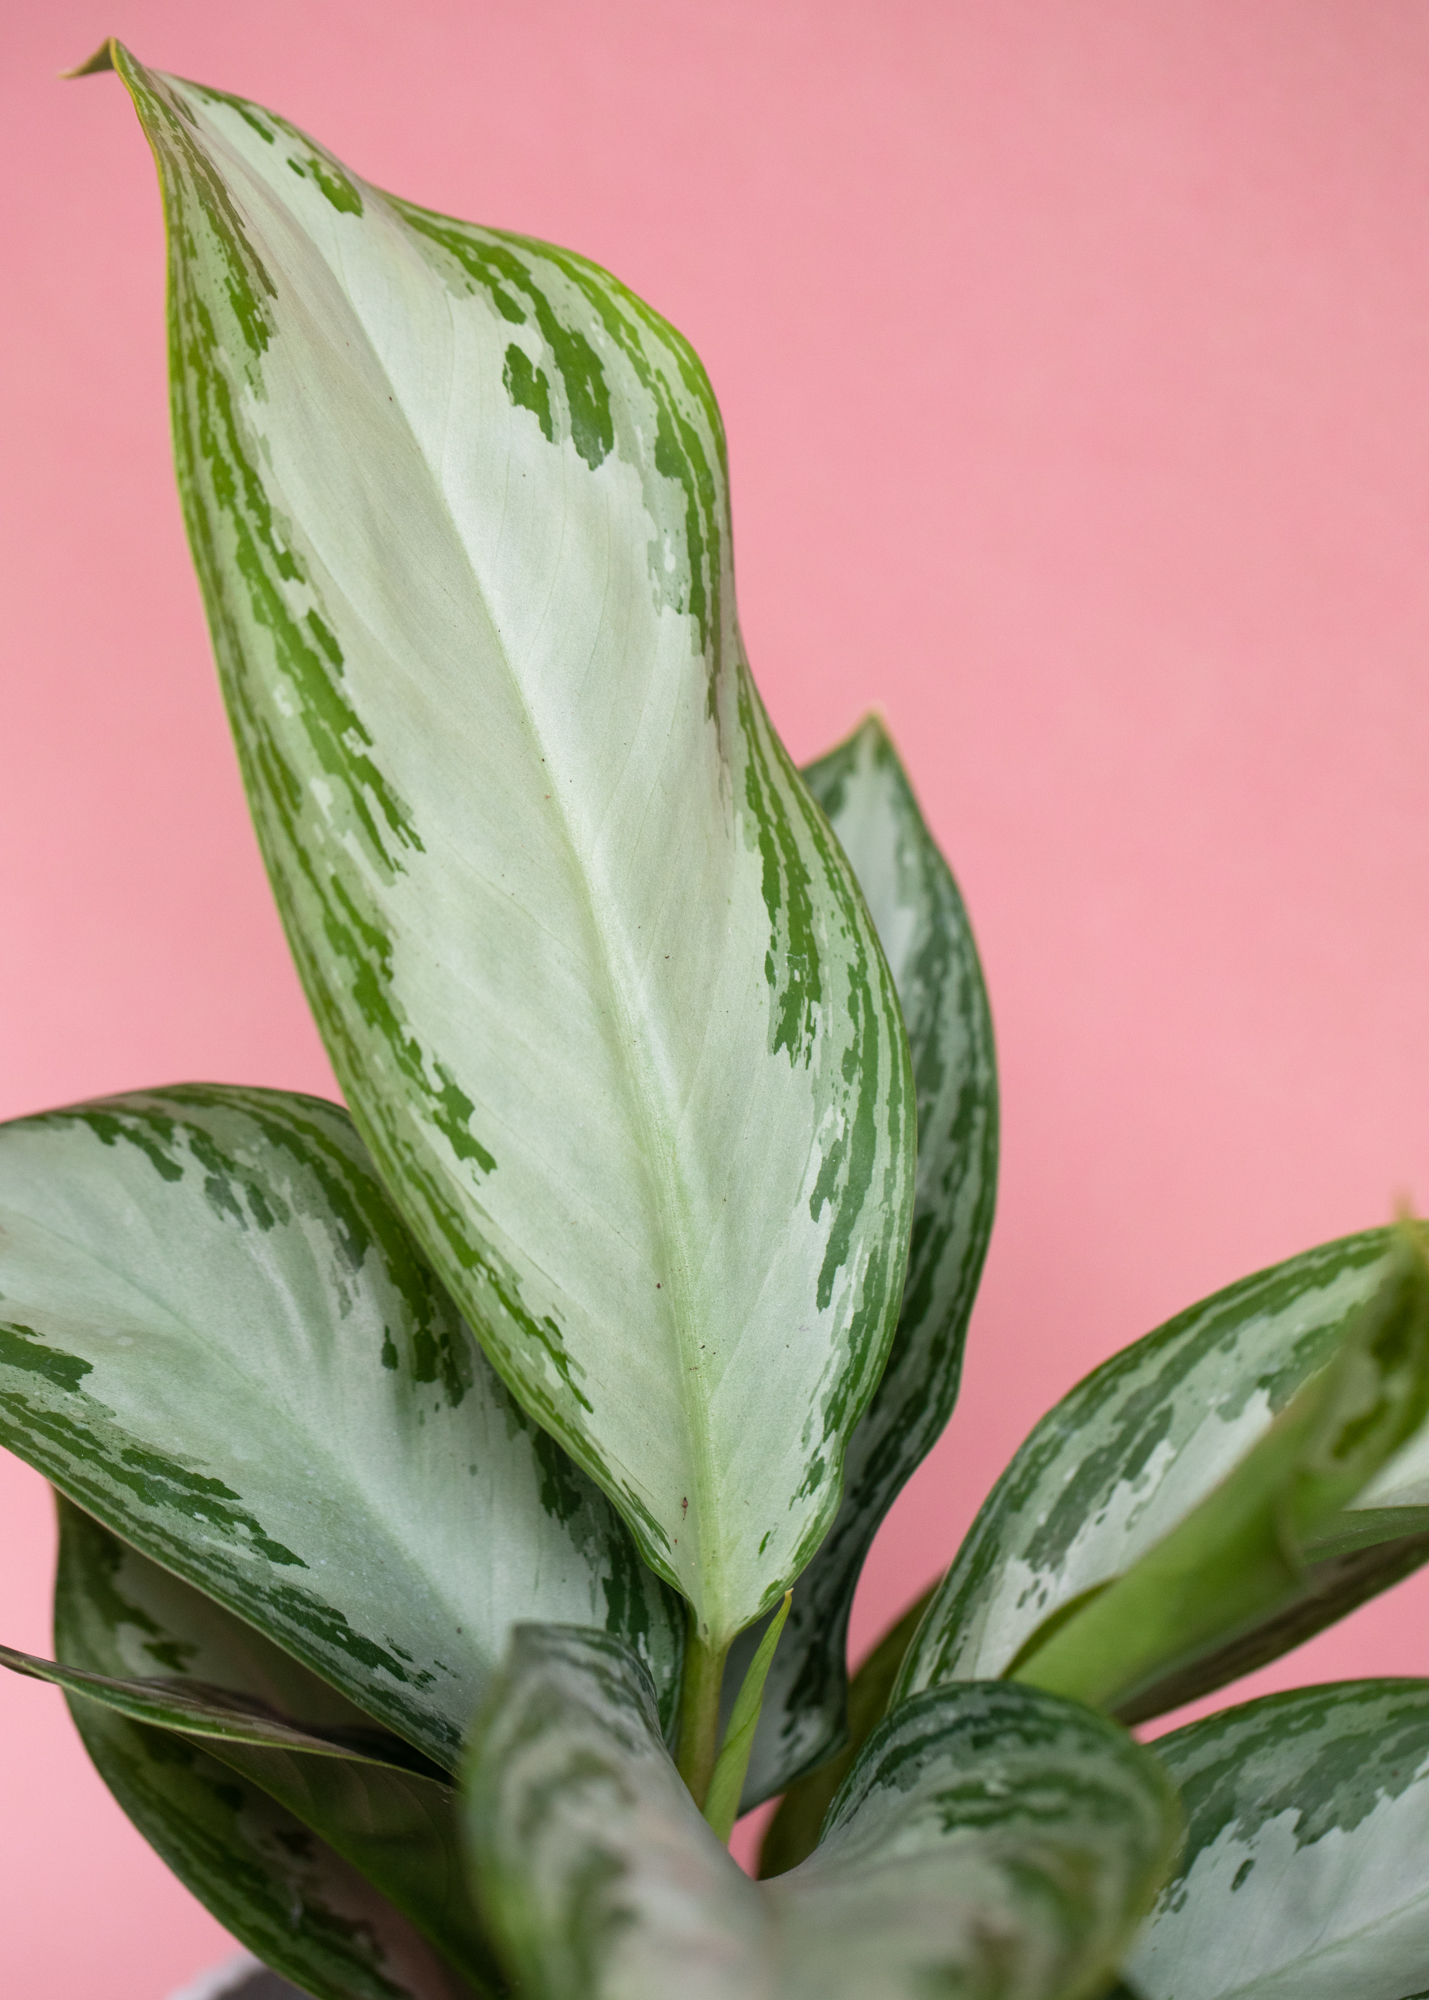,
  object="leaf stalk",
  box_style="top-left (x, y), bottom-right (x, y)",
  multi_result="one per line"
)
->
top-left (674, 1615), bottom-right (730, 1810)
